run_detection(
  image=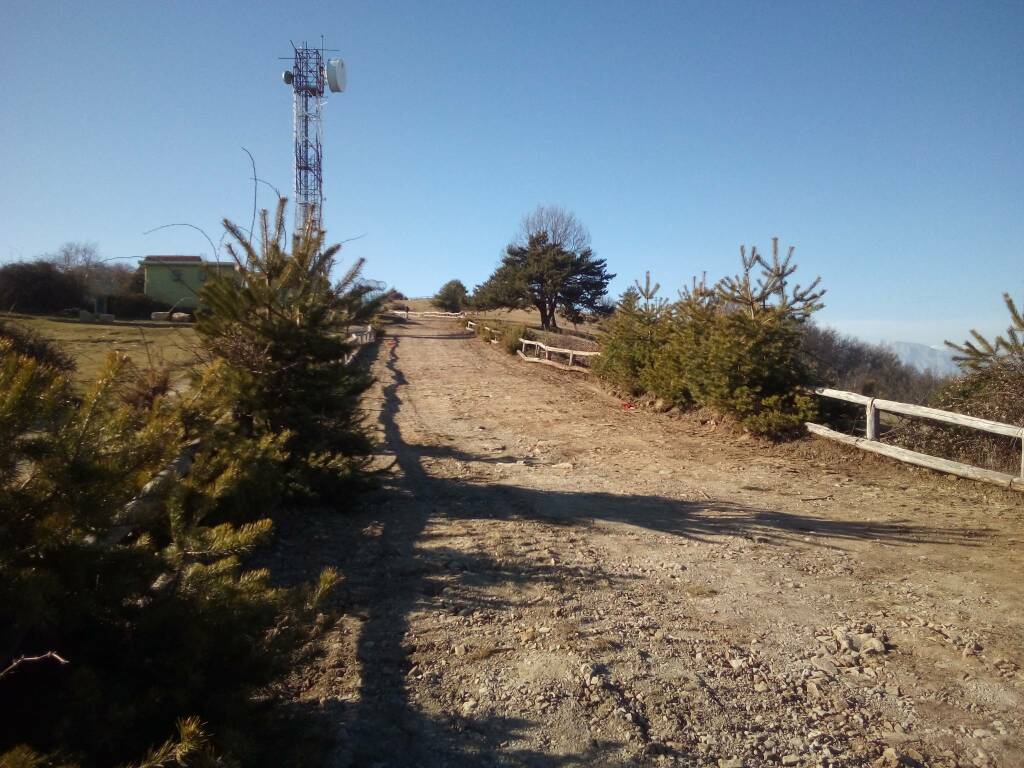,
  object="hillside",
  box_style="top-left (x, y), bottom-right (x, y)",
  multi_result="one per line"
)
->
top-left (278, 316), bottom-right (1024, 768)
